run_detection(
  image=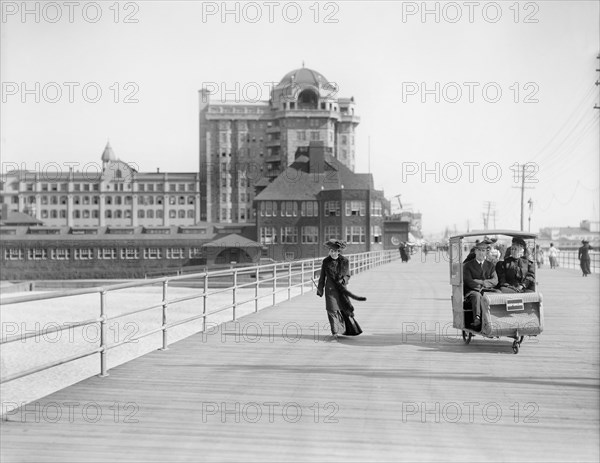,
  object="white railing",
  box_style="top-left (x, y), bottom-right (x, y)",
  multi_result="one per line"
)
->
top-left (0, 250), bottom-right (399, 385)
